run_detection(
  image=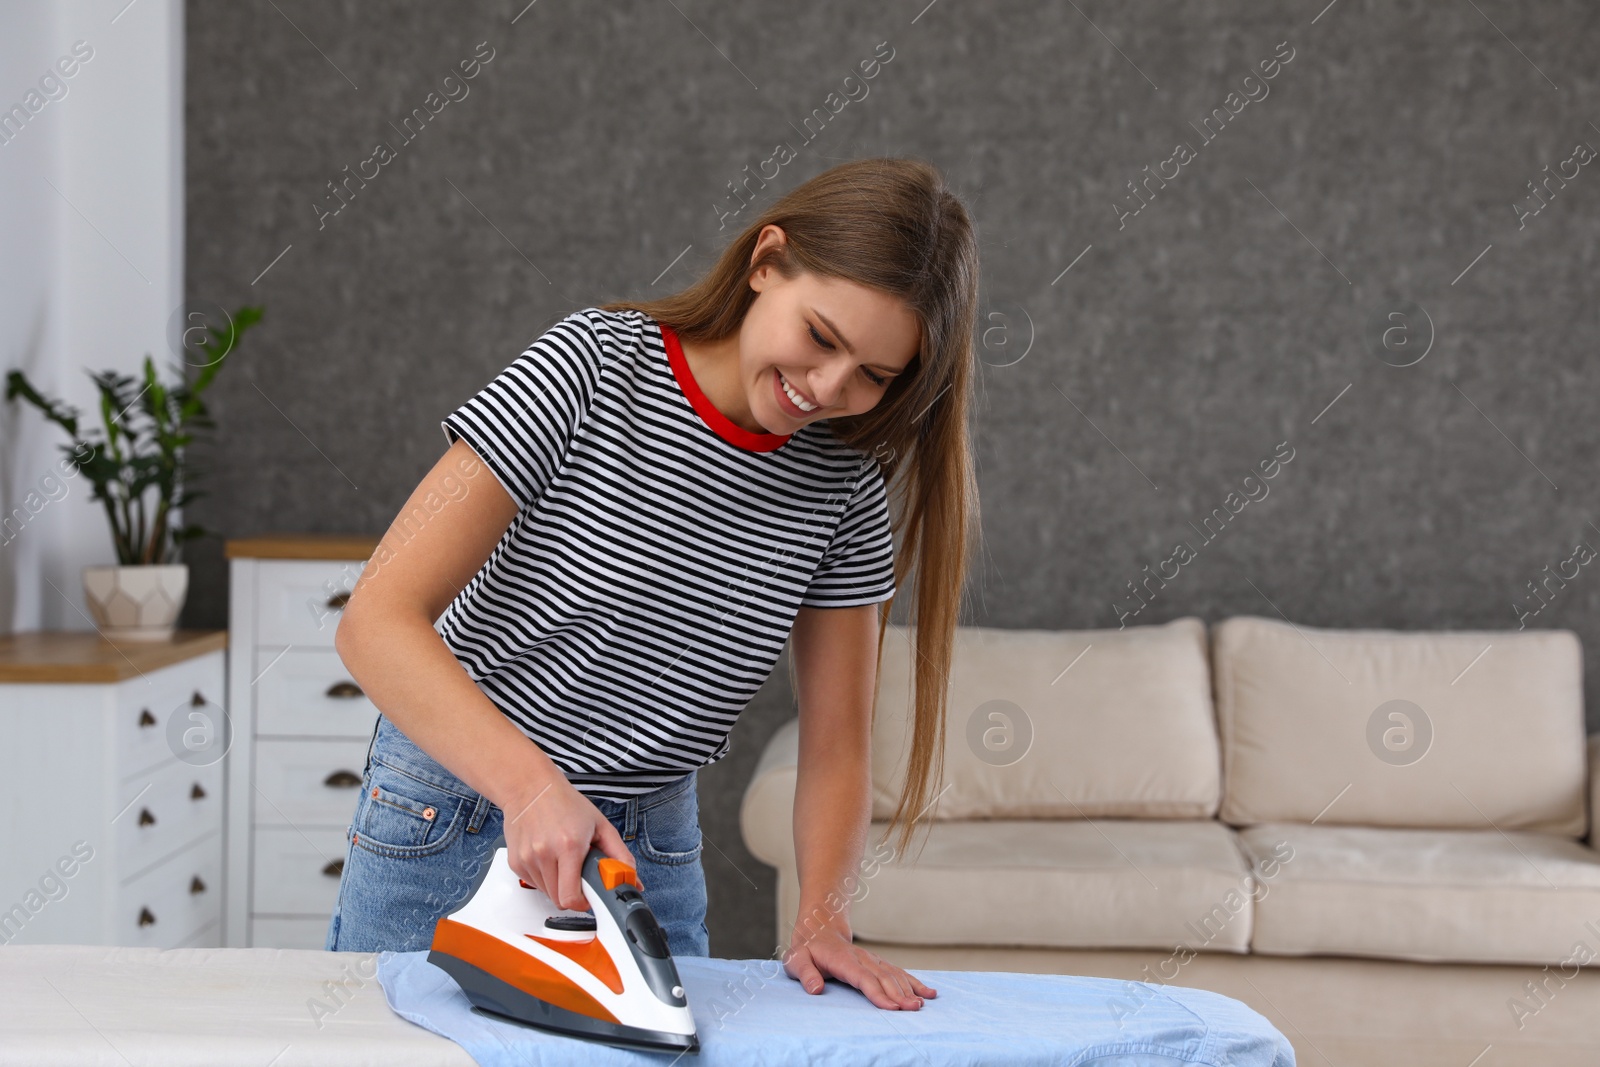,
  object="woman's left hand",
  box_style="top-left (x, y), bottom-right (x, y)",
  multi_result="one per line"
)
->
top-left (782, 920), bottom-right (938, 1010)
